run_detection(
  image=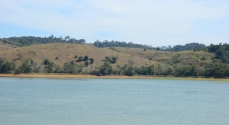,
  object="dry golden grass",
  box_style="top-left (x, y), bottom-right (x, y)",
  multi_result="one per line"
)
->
top-left (0, 43), bottom-right (215, 71)
top-left (0, 43), bottom-right (153, 68)
top-left (116, 47), bottom-right (214, 66)
top-left (0, 41), bottom-right (15, 52)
